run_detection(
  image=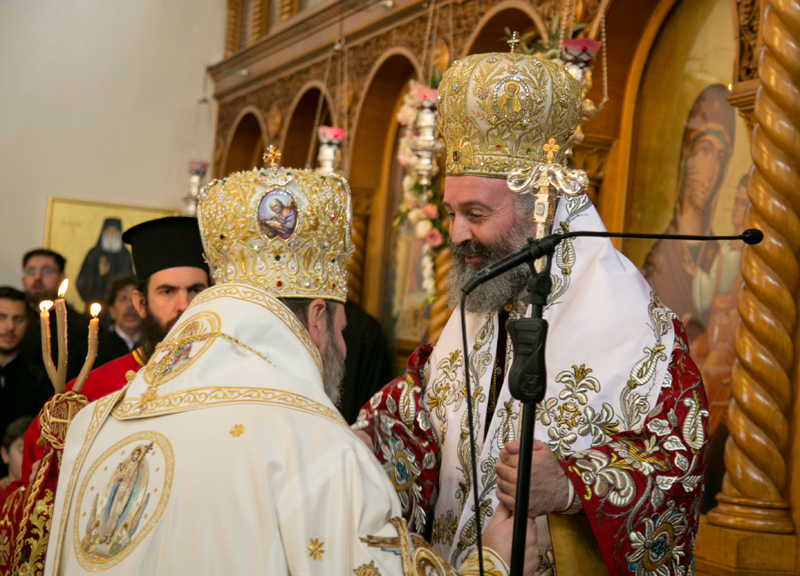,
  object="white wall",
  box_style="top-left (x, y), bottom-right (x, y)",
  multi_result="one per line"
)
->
top-left (0, 0), bottom-right (226, 288)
